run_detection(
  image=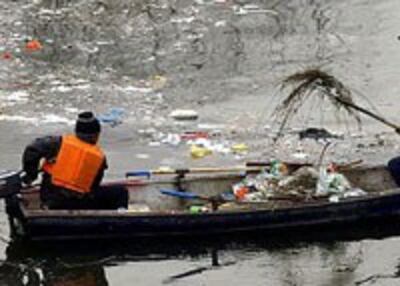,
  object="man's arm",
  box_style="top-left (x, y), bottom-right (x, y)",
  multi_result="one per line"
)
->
top-left (22, 136), bottom-right (62, 183)
top-left (91, 158), bottom-right (108, 189)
